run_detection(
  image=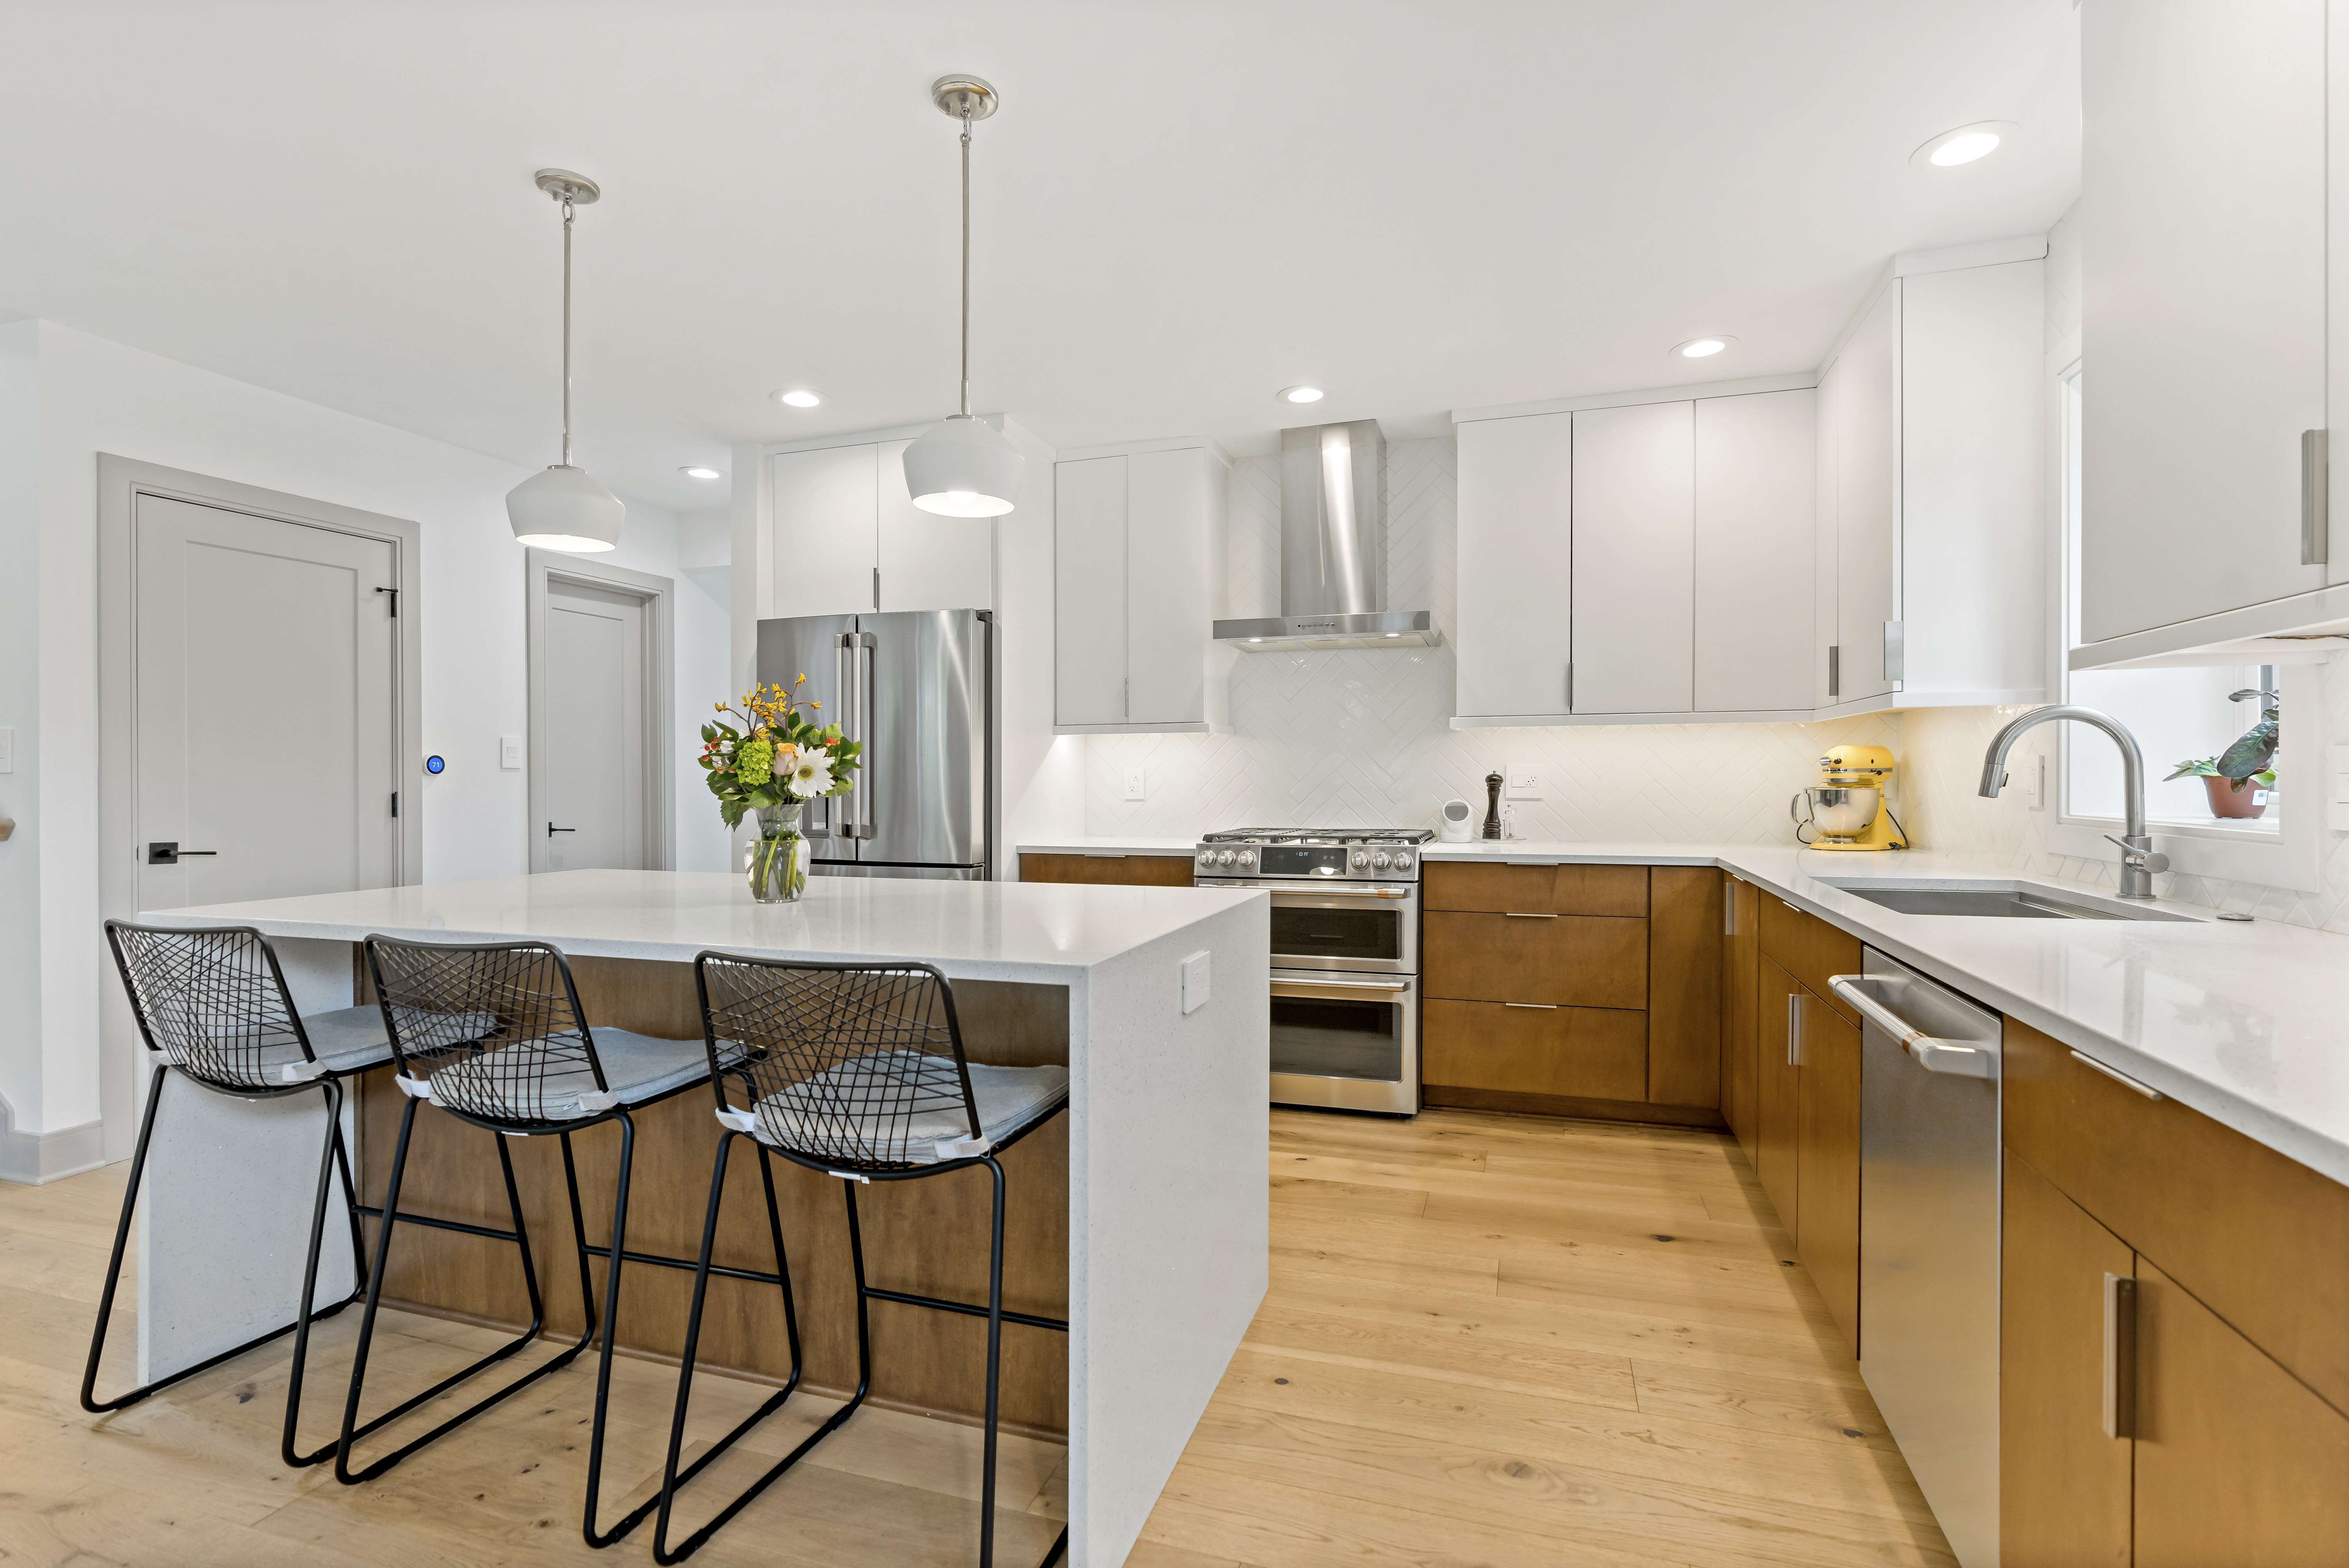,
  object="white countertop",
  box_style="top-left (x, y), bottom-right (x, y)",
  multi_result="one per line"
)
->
top-left (156, 868), bottom-right (1263, 984)
top-left (1027, 835), bottom-right (2349, 1186)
